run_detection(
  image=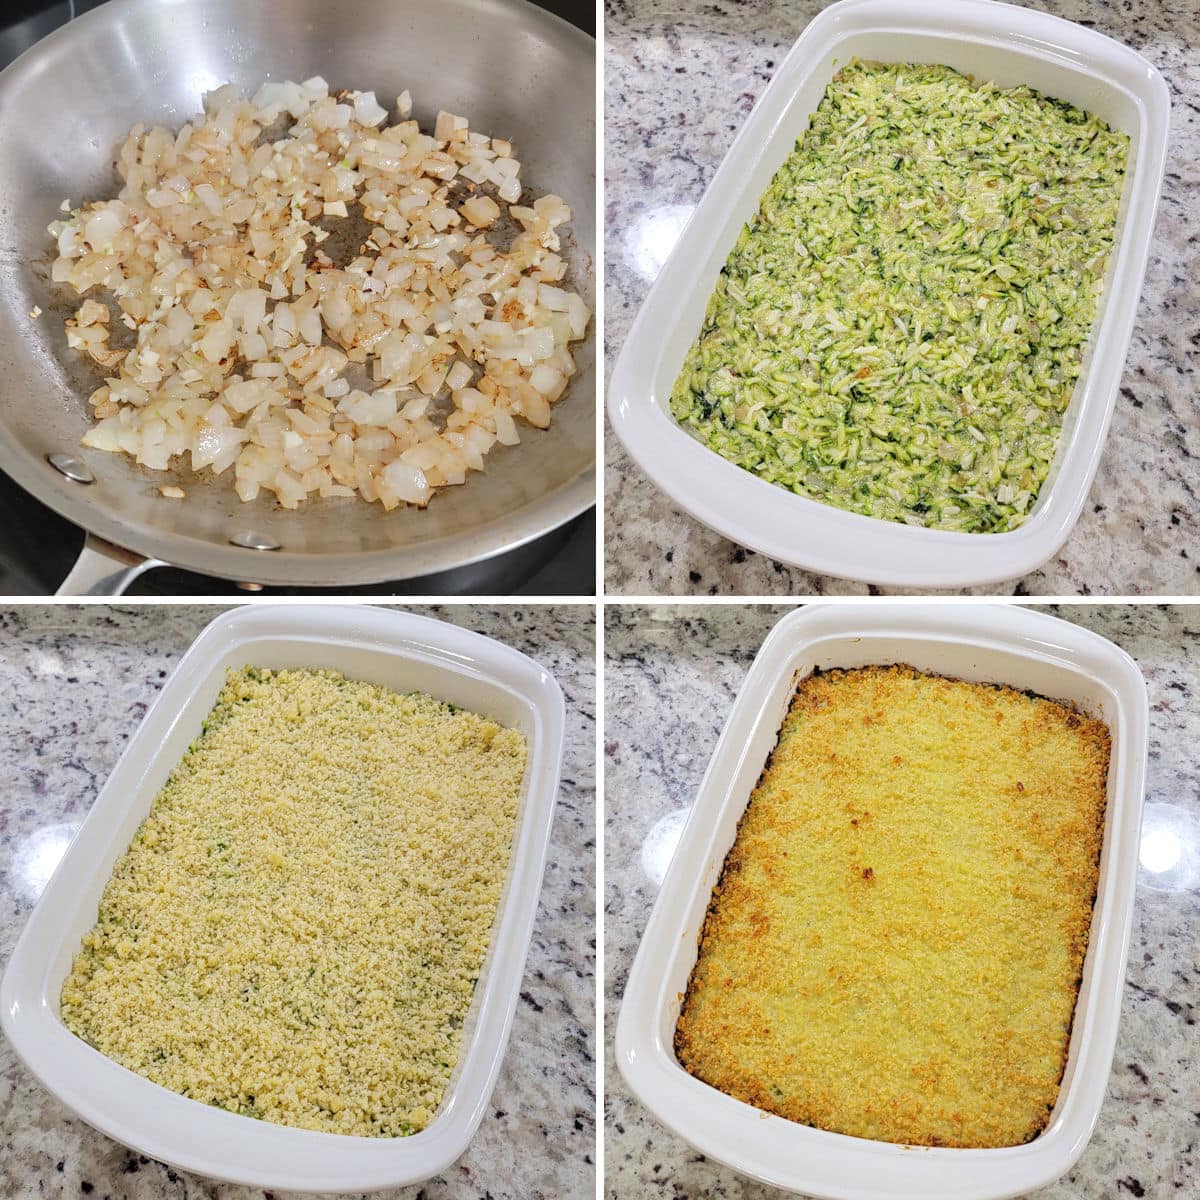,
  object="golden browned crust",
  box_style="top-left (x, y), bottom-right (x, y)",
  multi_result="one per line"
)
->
top-left (675, 664), bottom-right (1110, 1149)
